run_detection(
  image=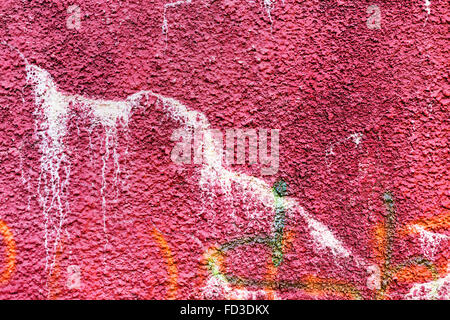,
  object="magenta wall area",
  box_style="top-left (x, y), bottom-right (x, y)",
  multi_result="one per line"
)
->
top-left (0, 0), bottom-right (448, 300)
